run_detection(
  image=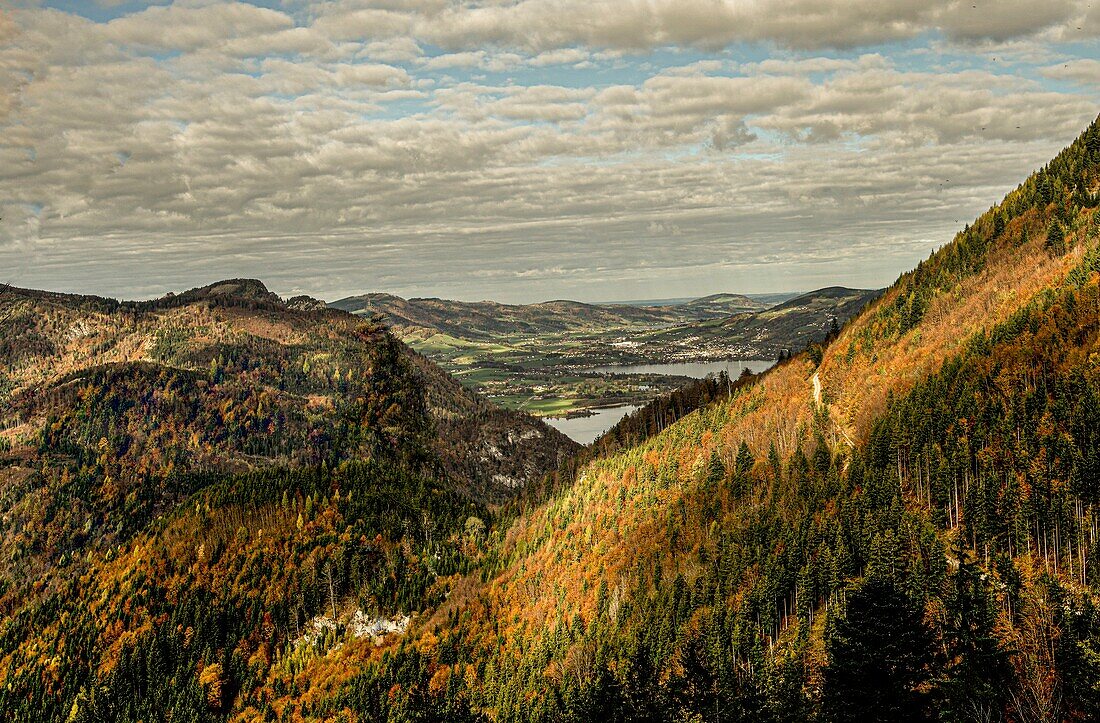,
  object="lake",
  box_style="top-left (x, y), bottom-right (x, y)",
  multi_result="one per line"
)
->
top-left (546, 404), bottom-right (639, 445)
top-left (548, 359), bottom-right (777, 443)
top-left (587, 359), bottom-right (775, 378)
